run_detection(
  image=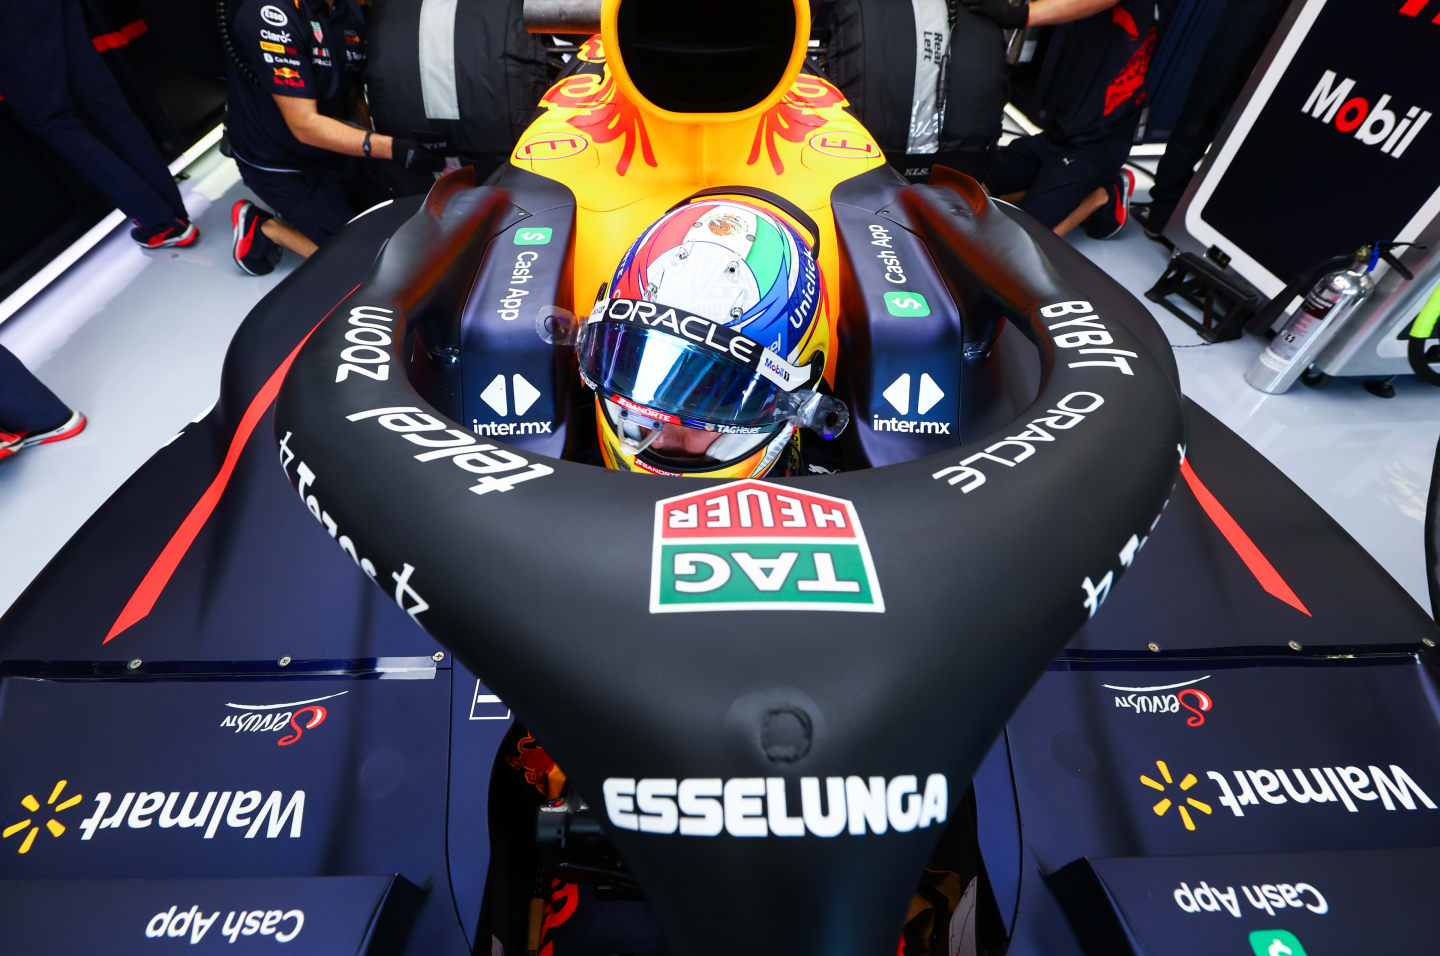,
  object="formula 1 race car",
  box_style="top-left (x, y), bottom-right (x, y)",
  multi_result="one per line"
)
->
top-left (2, 2), bottom-right (1438, 954)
